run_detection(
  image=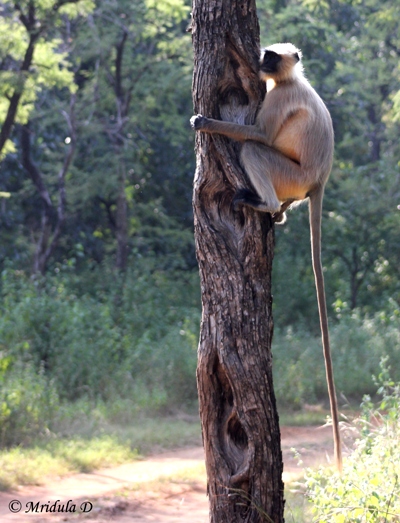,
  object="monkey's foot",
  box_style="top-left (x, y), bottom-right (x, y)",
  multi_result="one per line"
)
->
top-left (190, 114), bottom-right (209, 131)
top-left (272, 199), bottom-right (295, 224)
top-left (233, 188), bottom-right (279, 214)
top-left (272, 211), bottom-right (287, 224)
